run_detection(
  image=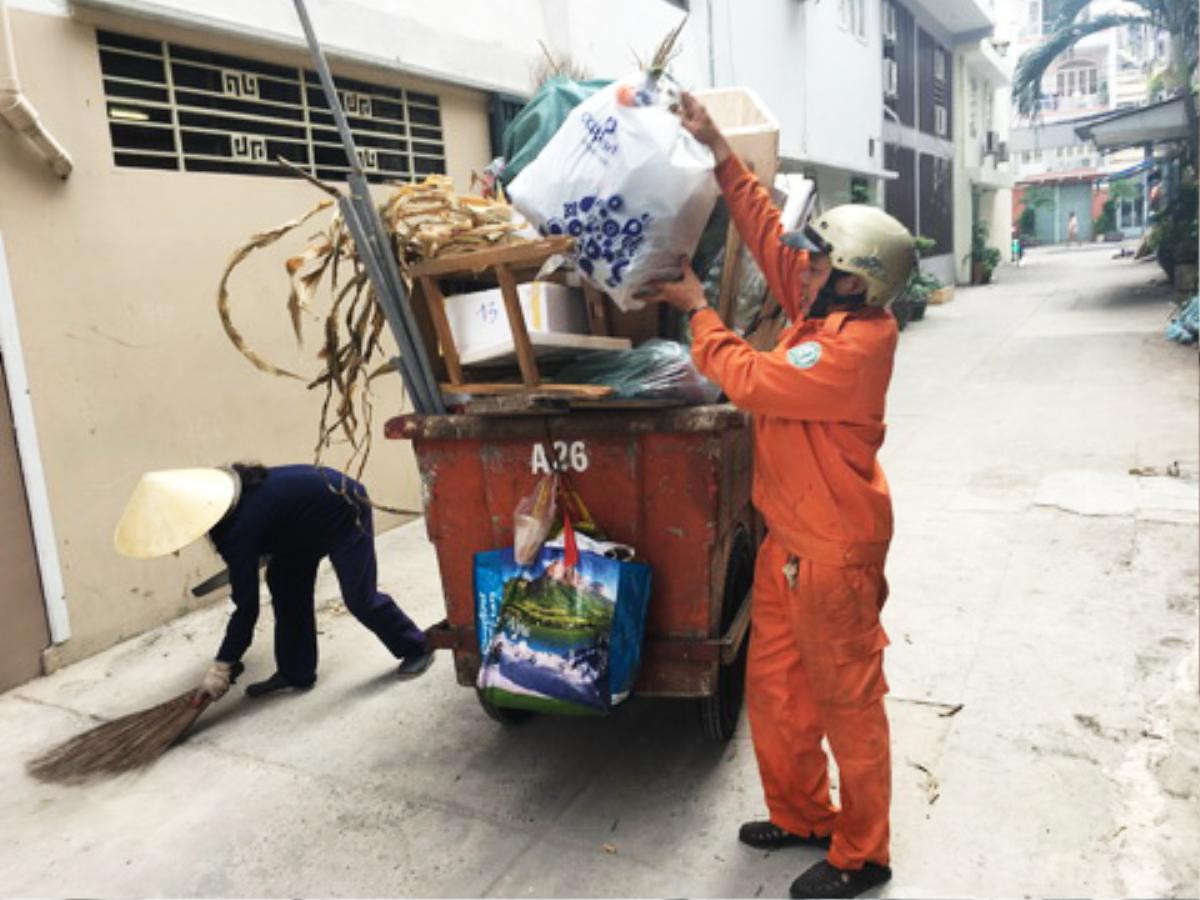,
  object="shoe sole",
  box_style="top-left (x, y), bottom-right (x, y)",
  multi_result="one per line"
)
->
top-left (740, 836), bottom-right (832, 850)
